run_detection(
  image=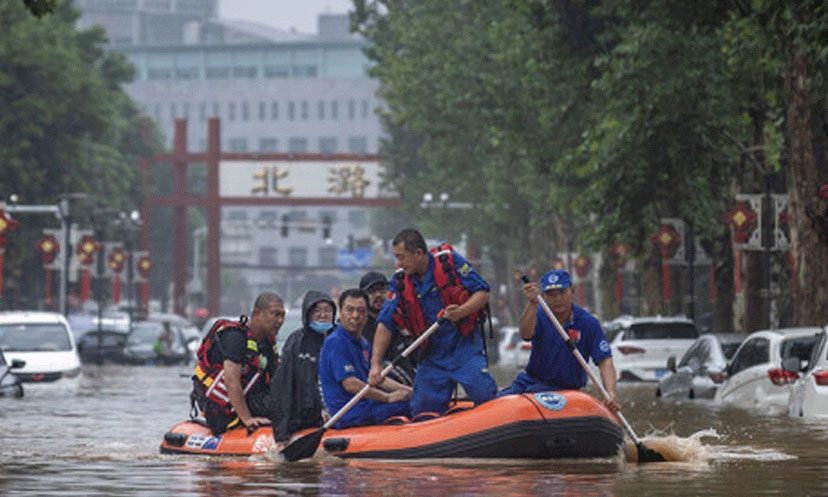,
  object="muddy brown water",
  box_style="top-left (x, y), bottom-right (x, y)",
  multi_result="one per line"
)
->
top-left (0, 364), bottom-right (825, 496)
